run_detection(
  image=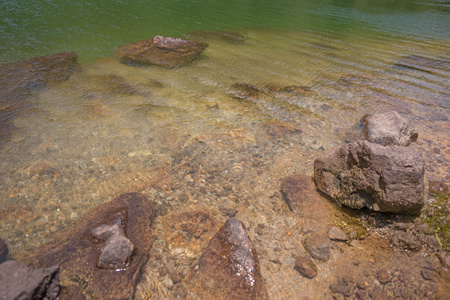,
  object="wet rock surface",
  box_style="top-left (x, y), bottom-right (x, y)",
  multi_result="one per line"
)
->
top-left (186, 218), bottom-right (268, 299)
top-left (314, 140), bottom-right (425, 215)
top-left (362, 111), bottom-right (418, 146)
top-left (115, 35), bottom-right (208, 67)
top-left (24, 193), bottom-right (156, 299)
top-left (0, 260), bottom-right (60, 300)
